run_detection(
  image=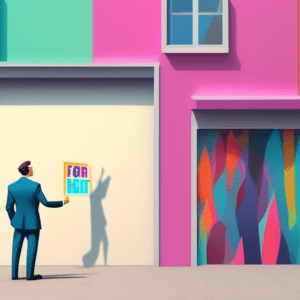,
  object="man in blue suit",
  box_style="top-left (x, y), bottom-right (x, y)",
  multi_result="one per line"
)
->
top-left (6, 161), bottom-right (70, 280)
